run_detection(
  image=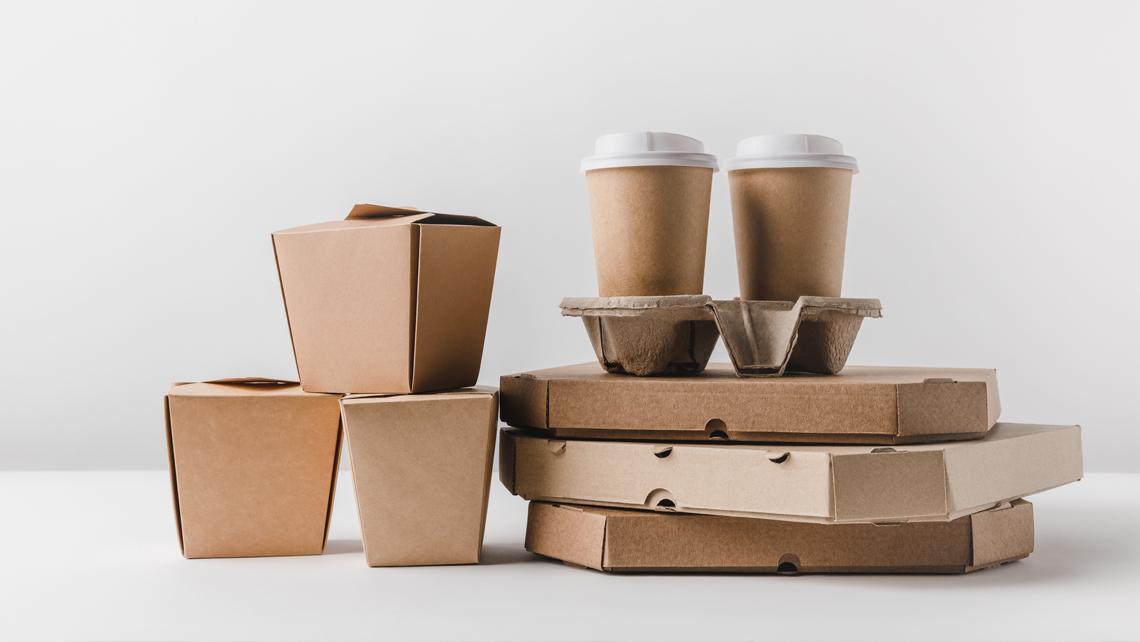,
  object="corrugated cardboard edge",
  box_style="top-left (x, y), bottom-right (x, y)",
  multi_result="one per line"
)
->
top-left (986, 370), bottom-right (1002, 427)
top-left (942, 424), bottom-right (1083, 522)
top-left (498, 422), bottom-right (518, 494)
top-left (500, 373), bottom-right (550, 429)
top-left (525, 502), bottom-right (608, 570)
top-left (830, 449), bottom-right (949, 522)
top-left (896, 374), bottom-right (998, 439)
top-left (530, 427), bottom-right (986, 445)
top-left (968, 499), bottom-right (1033, 570)
top-left (164, 395), bottom-right (185, 557)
